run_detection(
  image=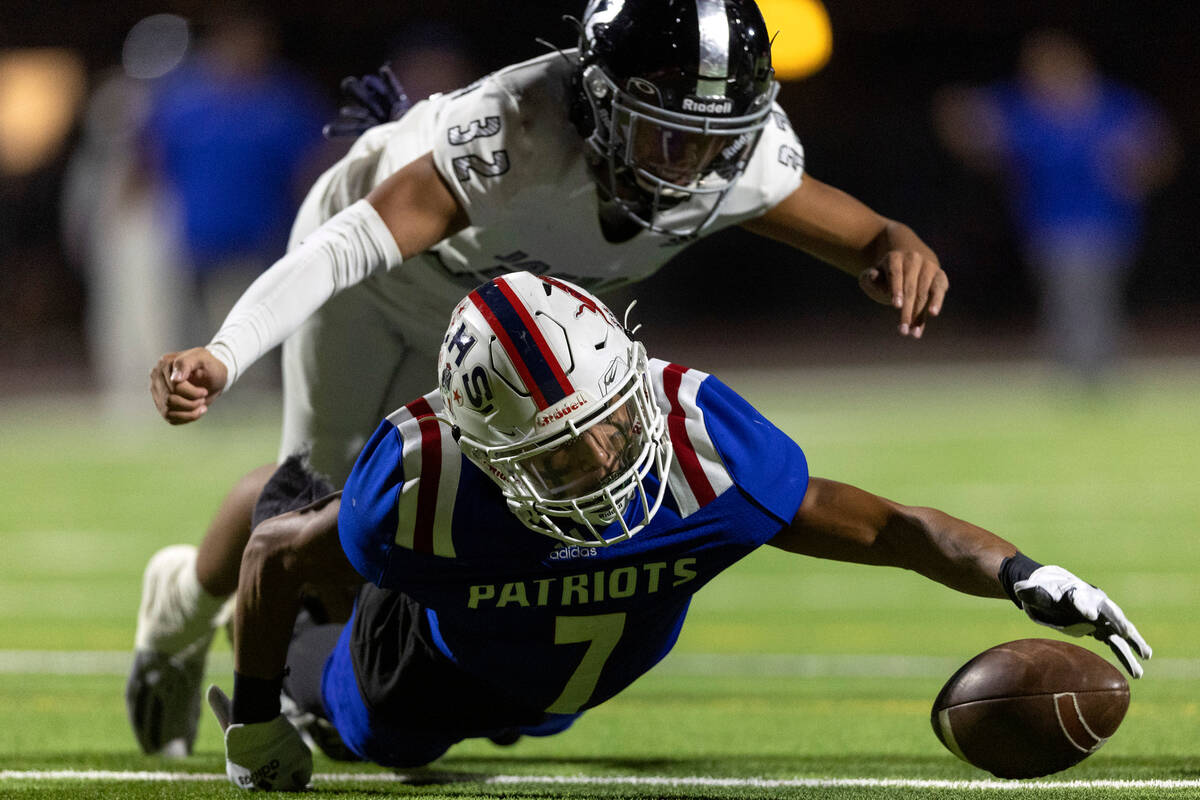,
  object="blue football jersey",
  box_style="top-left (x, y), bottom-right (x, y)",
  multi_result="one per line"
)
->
top-left (338, 359), bottom-right (808, 714)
